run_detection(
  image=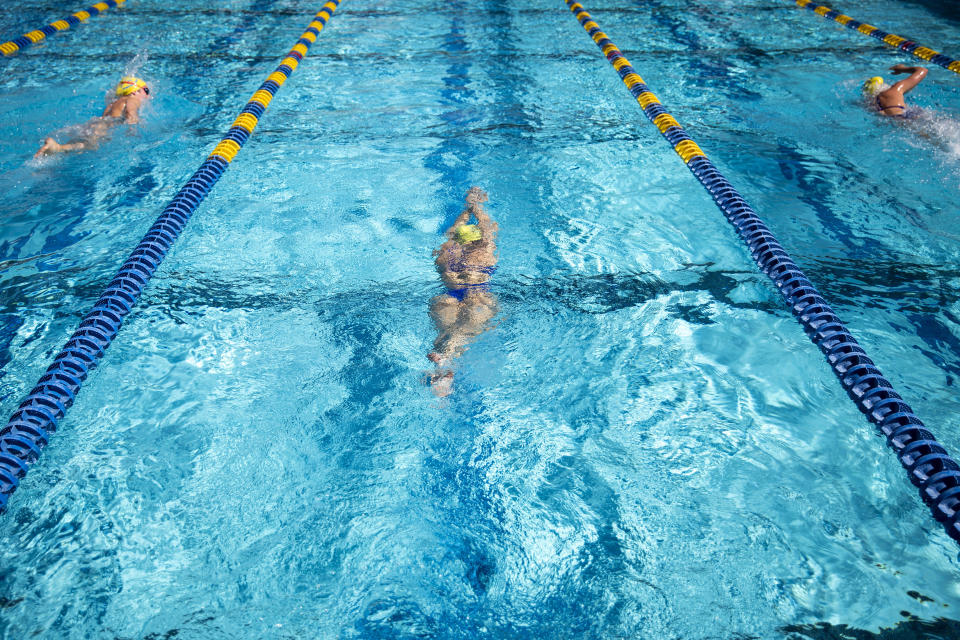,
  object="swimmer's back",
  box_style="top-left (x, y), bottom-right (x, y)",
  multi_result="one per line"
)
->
top-left (876, 88), bottom-right (907, 116)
